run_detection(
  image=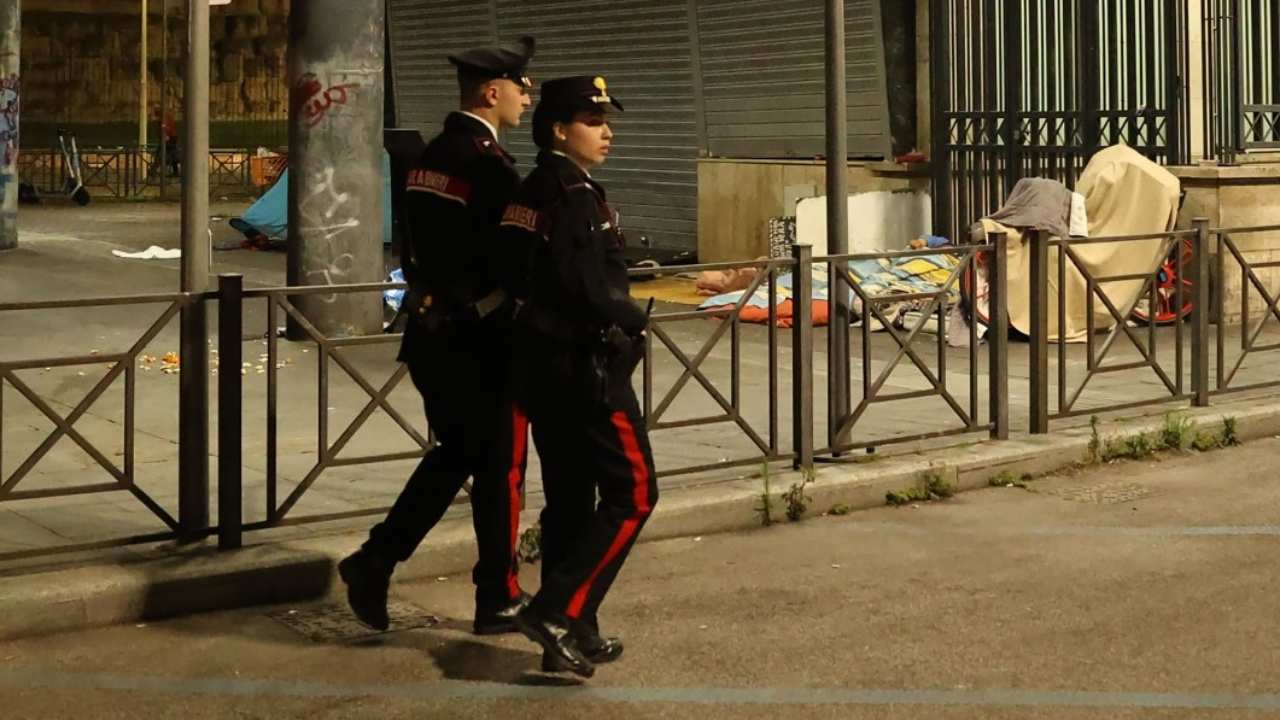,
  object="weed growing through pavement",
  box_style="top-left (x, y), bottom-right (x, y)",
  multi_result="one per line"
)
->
top-left (1087, 415), bottom-right (1102, 464)
top-left (887, 469), bottom-right (955, 506)
top-left (782, 481), bottom-right (811, 522)
top-left (988, 470), bottom-right (1032, 489)
top-left (1159, 412), bottom-right (1195, 451)
top-left (757, 463), bottom-right (775, 526)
